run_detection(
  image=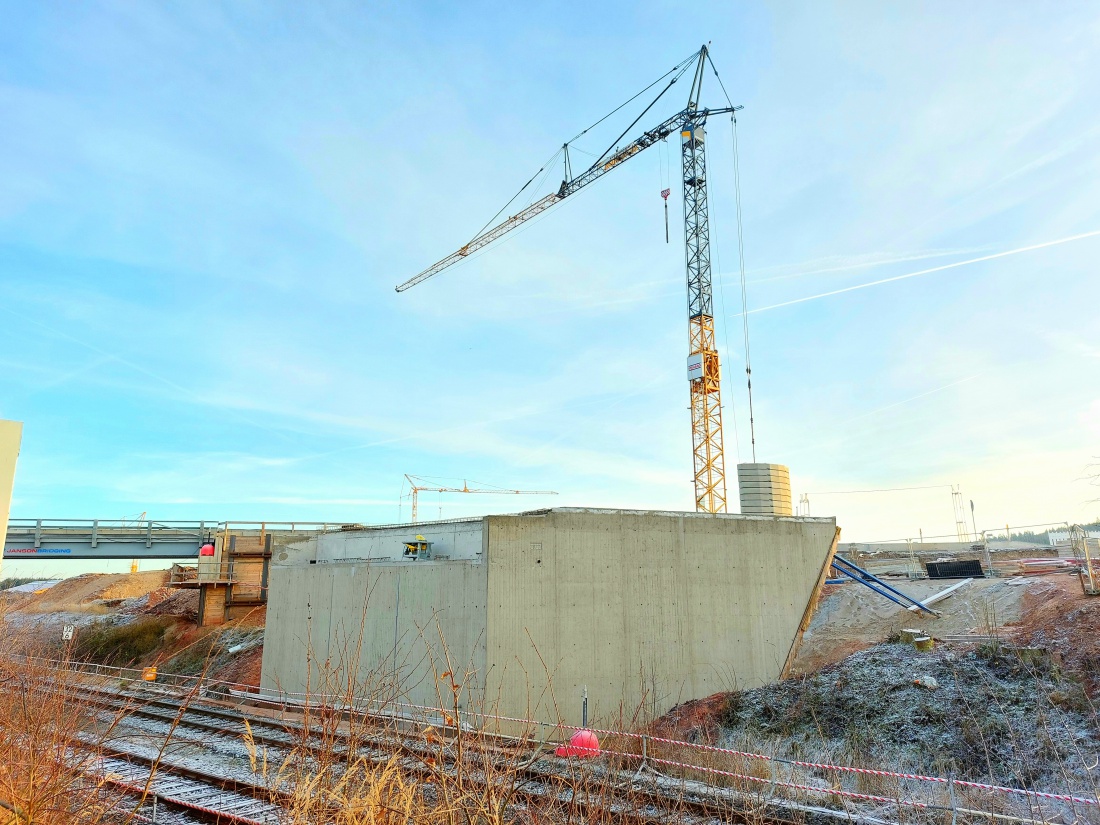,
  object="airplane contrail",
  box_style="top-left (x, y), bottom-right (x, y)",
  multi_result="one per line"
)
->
top-left (748, 228), bottom-right (1100, 315)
